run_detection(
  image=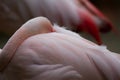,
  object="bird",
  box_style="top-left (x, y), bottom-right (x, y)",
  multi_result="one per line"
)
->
top-left (0, 17), bottom-right (120, 80)
top-left (0, 0), bottom-right (115, 45)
